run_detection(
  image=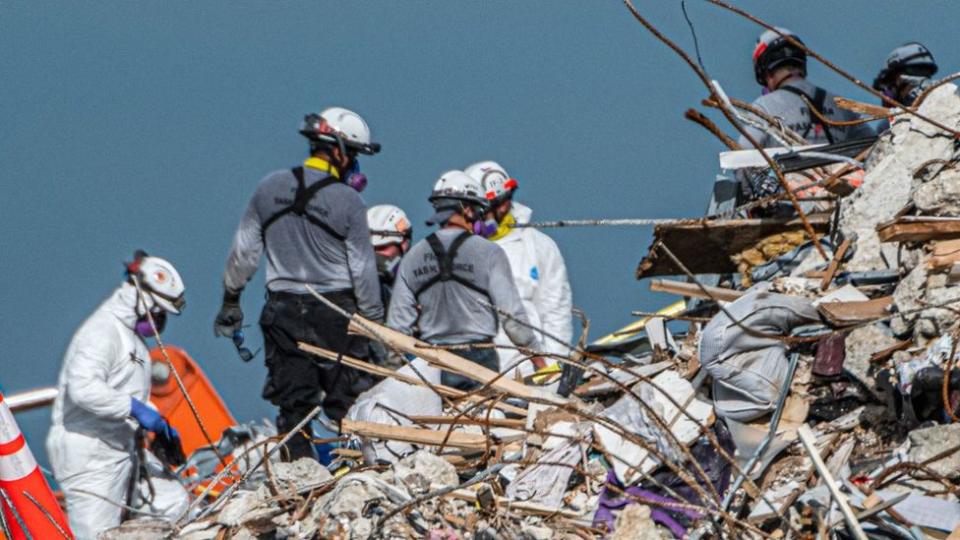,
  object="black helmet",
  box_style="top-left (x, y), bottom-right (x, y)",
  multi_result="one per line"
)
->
top-left (873, 42), bottom-right (938, 92)
top-left (753, 27), bottom-right (807, 86)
